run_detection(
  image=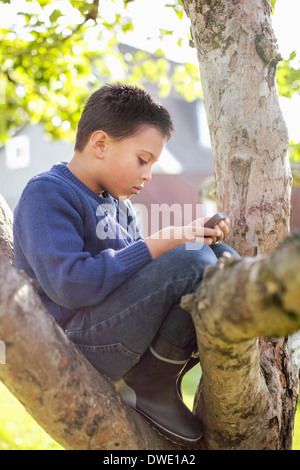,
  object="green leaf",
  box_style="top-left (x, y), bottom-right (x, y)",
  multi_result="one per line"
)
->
top-left (289, 141), bottom-right (300, 162)
top-left (49, 9), bottom-right (63, 23)
top-left (159, 29), bottom-right (173, 38)
top-left (165, 1), bottom-right (184, 20)
top-left (277, 51), bottom-right (300, 99)
top-left (175, 9), bottom-right (183, 20)
top-left (270, 0), bottom-right (277, 13)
